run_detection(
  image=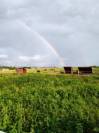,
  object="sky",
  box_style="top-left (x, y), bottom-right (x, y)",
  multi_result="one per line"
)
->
top-left (0, 0), bottom-right (99, 66)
